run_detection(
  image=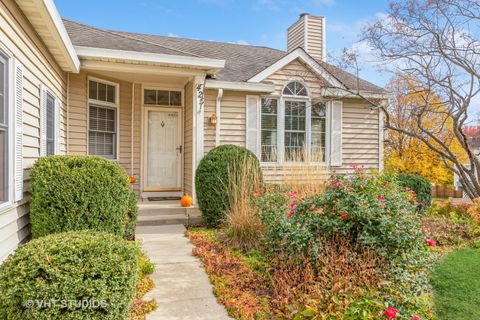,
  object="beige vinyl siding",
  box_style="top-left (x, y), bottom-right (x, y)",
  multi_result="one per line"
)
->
top-left (287, 16), bottom-right (305, 52)
top-left (219, 90), bottom-right (247, 146)
top-left (184, 81), bottom-right (193, 196)
top-left (203, 89), bottom-right (216, 154)
top-left (0, 0), bottom-right (67, 261)
top-left (66, 71), bottom-right (142, 195)
top-left (305, 16), bottom-right (325, 62)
